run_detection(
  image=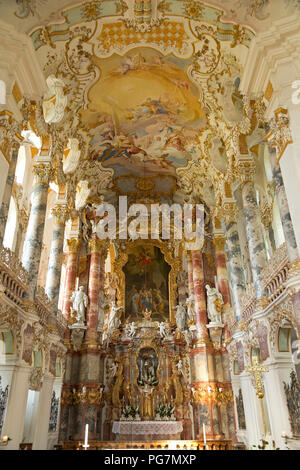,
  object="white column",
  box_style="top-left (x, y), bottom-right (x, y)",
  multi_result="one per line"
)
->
top-left (32, 375), bottom-right (55, 450)
top-left (1, 366), bottom-right (30, 450)
top-left (240, 372), bottom-right (265, 448)
top-left (263, 359), bottom-right (293, 449)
